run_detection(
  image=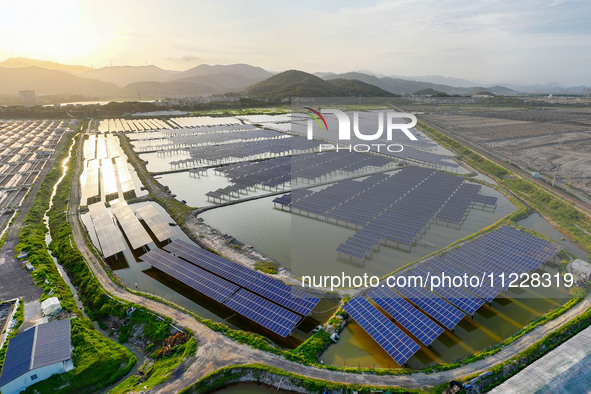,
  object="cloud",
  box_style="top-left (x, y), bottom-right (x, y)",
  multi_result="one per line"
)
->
top-left (166, 54), bottom-right (204, 63)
